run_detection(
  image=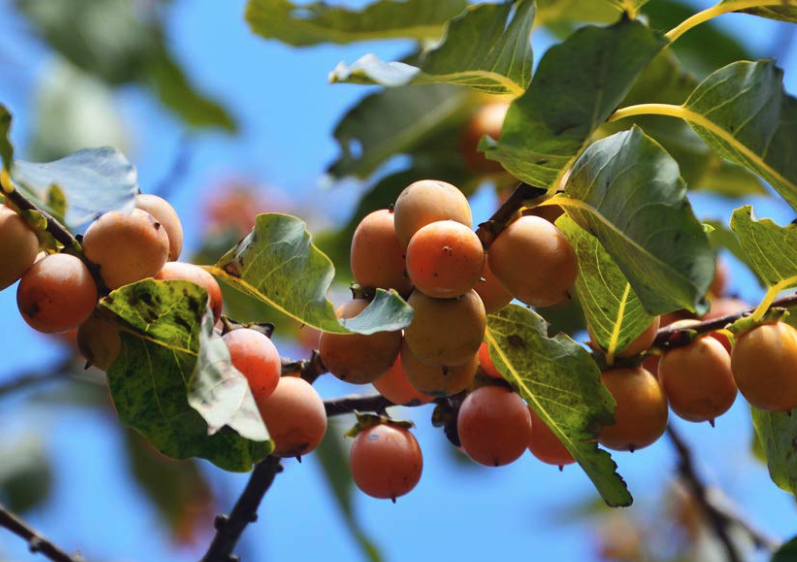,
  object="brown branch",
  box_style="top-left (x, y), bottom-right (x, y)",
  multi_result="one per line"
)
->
top-left (666, 425), bottom-right (779, 560)
top-left (281, 351), bottom-right (326, 385)
top-left (0, 503), bottom-right (85, 562)
top-left (325, 393), bottom-right (395, 417)
top-left (2, 181), bottom-right (78, 250)
top-left (0, 357), bottom-right (77, 400)
top-left (476, 182), bottom-right (548, 248)
top-left (201, 456), bottom-right (283, 562)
